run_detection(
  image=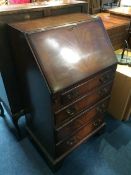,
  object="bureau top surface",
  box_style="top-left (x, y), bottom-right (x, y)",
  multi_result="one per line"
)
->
top-left (11, 13), bottom-right (117, 93)
top-left (9, 12), bottom-right (129, 32)
top-left (9, 13), bottom-right (91, 32)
